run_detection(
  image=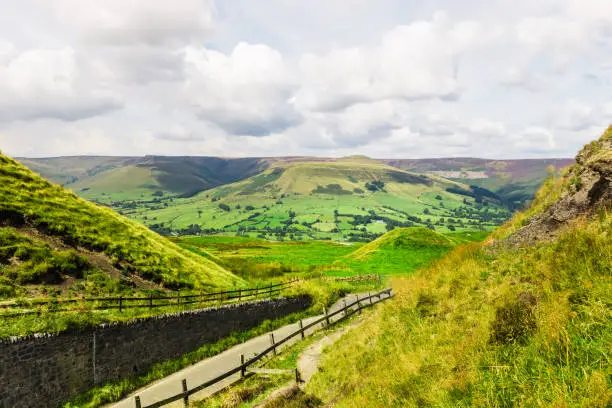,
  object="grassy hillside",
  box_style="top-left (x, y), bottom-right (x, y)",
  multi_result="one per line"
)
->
top-left (120, 160), bottom-right (511, 241)
top-left (17, 155), bottom-right (267, 201)
top-left (303, 130), bottom-right (611, 406)
top-left (332, 228), bottom-right (460, 276)
top-left (0, 152), bottom-right (242, 299)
